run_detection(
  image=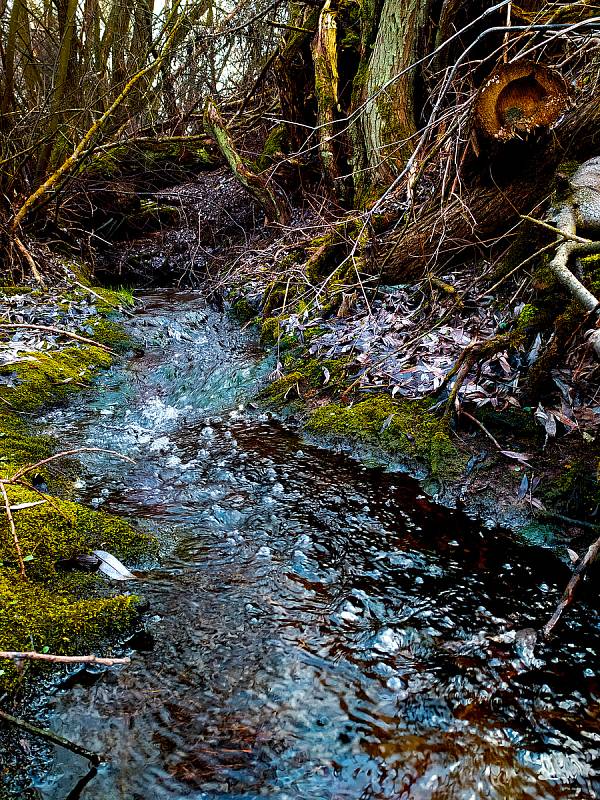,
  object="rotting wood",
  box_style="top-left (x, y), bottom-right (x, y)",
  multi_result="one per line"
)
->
top-left (204, 98), bottom-right (289, 225)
